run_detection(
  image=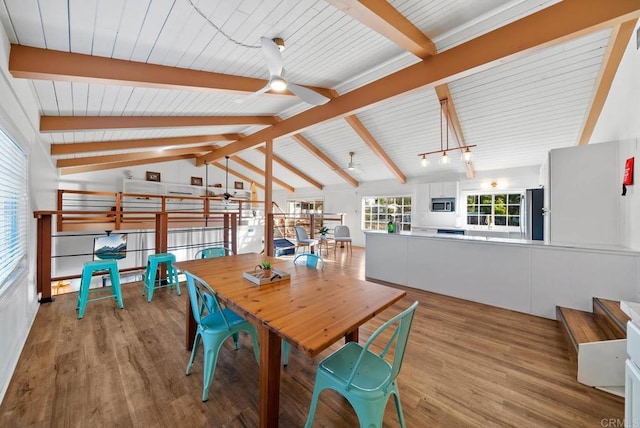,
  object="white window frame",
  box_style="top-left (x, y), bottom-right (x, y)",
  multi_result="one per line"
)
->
top-left (0, 128), bottom-right (28, 296)
top-left (463, 190), bottom-right (523, 231)
top-left (361, 196), bottom-right (412, 232)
